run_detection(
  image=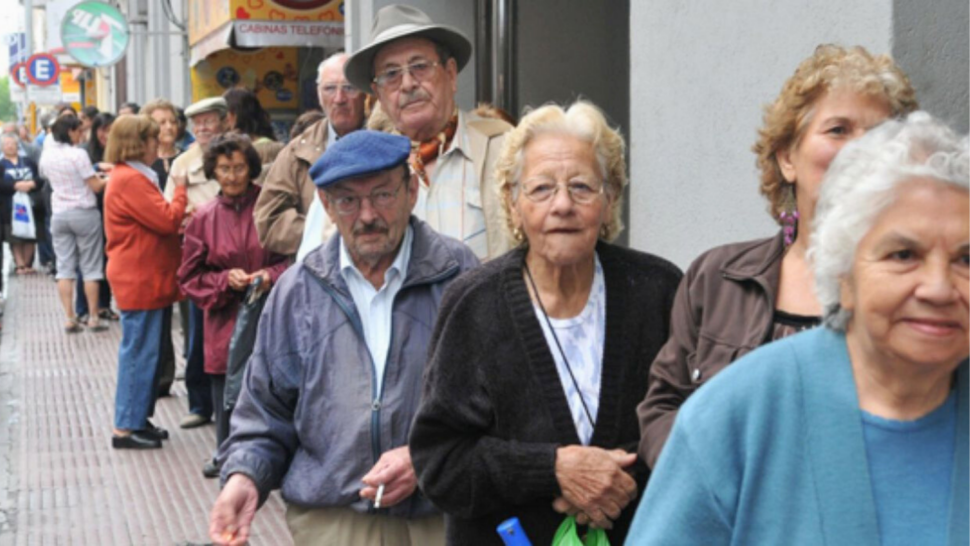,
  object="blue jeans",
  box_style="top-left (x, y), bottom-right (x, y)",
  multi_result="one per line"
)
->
top-left (186, 301), bottom-right (212, 418)
top-left (115, 307), bottom-right (169, 430)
